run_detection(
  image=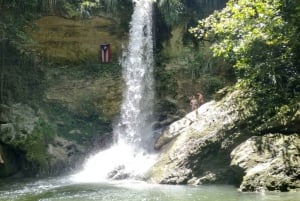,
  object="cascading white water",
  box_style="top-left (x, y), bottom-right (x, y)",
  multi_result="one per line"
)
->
top-left (114, 0), bottom-right (154, 150)
top-left (72, 0), bottom-right (156, 182)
